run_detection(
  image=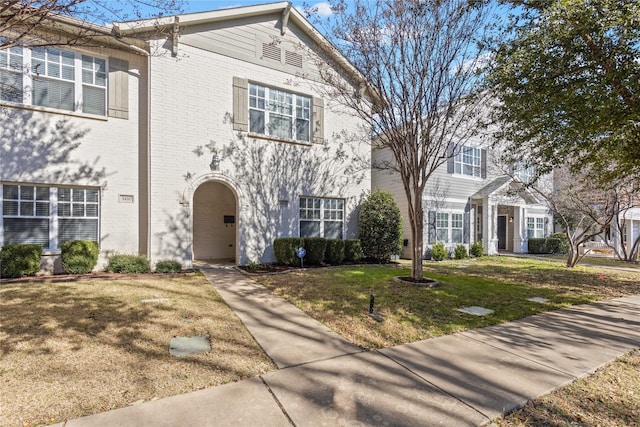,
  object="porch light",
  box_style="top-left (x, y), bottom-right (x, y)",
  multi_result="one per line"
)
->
top-left (210, 153), bottom-right (221, 171)
top-left (509, 216), bottom-right (514, 223)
